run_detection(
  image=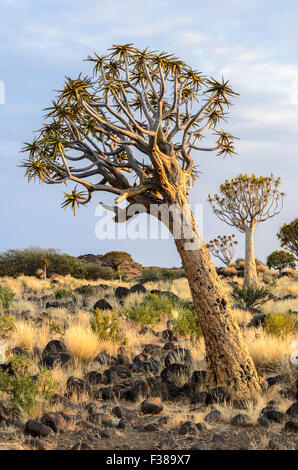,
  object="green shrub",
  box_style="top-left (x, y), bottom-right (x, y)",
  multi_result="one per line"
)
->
top-left (231, 284), bottom-right (274, 311)
top-left (84, 263), bottom-right (115, 280)
top-left (141, 267), bottom-right (162, 282)
top-left (55, 287), bottom-right (76, 300)
top-left (126, 293), bottom-right (177, 326)
top-left (0, 285), bottom-right (15, 310)
top-left (0, 247), bottom-right (86, 278)
top-left (173, 306), bottom-right (202, 343)
top-left (265, 311), bottom-right (297, 338)
top-left (0, 314), bottom-right (16, 335)
top-left (49, 320), bottom-right (64, 335)
top-left (90, 309), bottom-right (125, 343)
top-left (0, 354), bottom-right (57, 412)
